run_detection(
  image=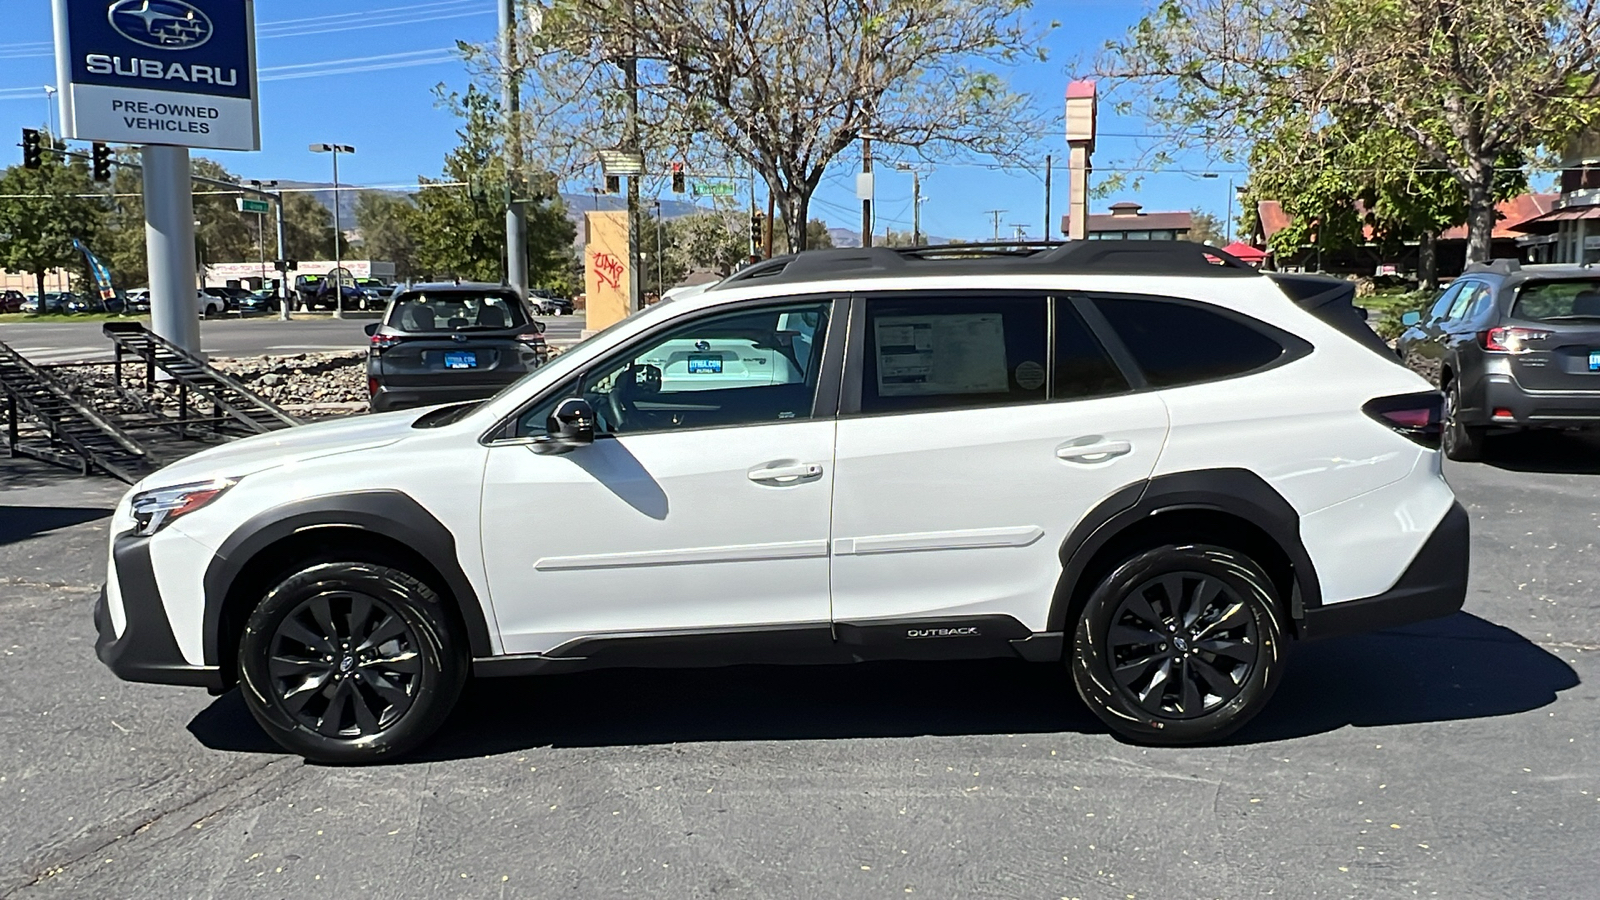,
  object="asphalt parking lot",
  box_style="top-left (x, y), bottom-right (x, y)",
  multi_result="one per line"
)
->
top-left (0, 434), bottom-right (1596, 899)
